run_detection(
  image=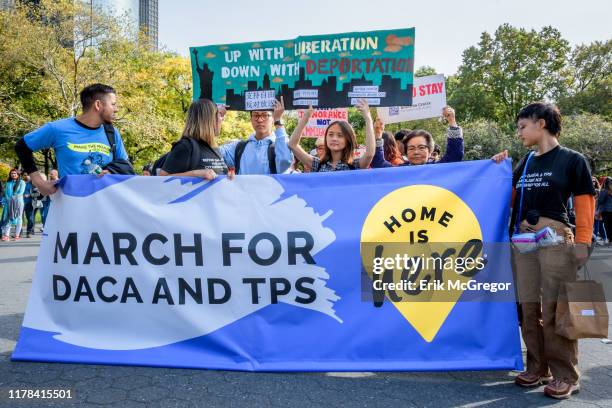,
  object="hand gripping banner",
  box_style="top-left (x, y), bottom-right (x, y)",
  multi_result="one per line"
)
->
top-left (13, 160), bottom-right (523, 371)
